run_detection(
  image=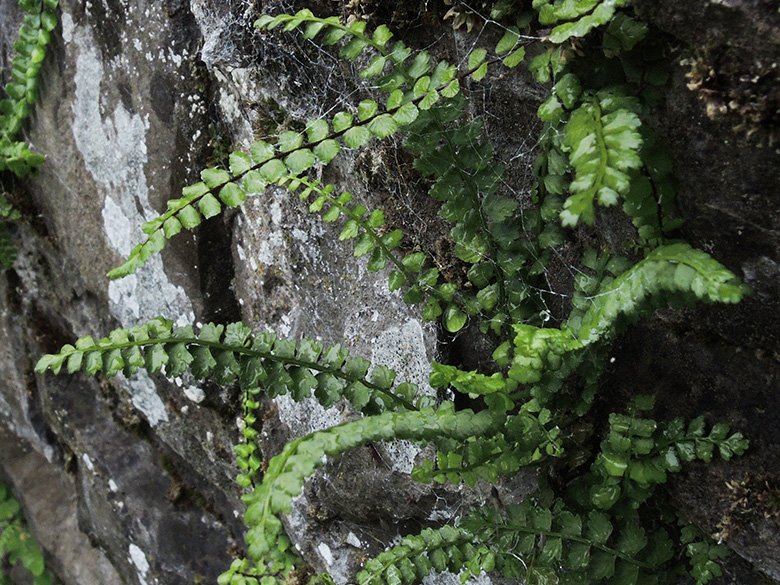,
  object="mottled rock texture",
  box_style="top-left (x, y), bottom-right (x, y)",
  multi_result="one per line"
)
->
top-left (0, 0), bottom-right (778, 584)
